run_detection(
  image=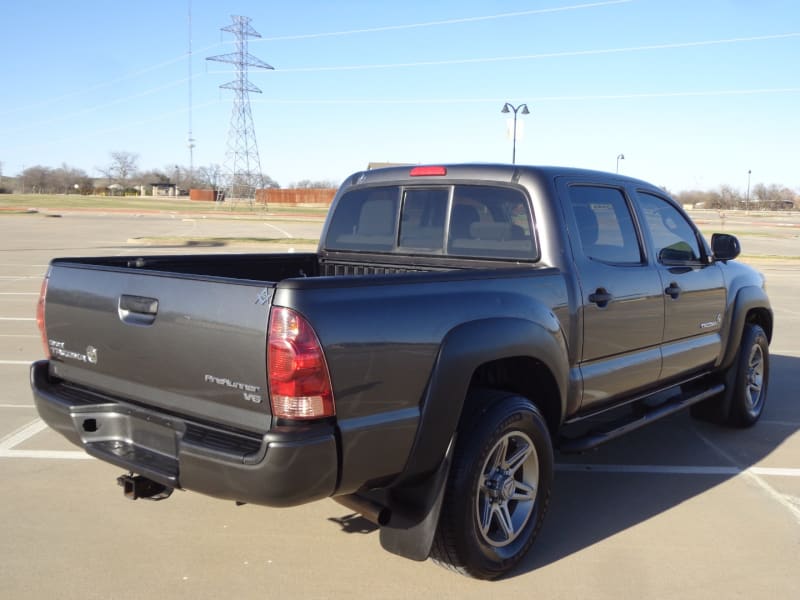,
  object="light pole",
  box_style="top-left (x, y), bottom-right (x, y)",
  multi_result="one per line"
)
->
top-left (501, 102), bottom-right (529, 164)
top-left (746, 169), bottom-right (752, 206)
top-left (616, 153), bottom-right (625, 173)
